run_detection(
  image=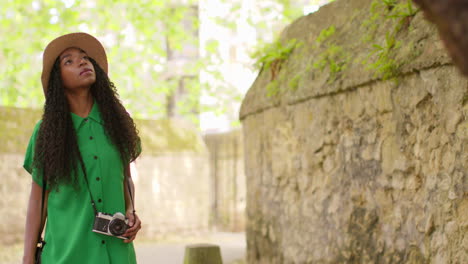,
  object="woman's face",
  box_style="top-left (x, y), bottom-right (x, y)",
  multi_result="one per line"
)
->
top-left (59, 47), bottom-right (96, 91)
